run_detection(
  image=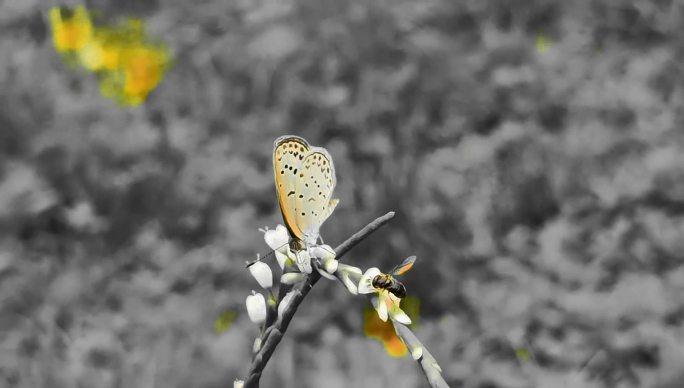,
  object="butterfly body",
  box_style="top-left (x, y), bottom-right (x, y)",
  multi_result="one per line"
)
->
top-left (372, 256), bottom-right (416, 299)
top-left (273, 135), bottom-right (339, 251)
